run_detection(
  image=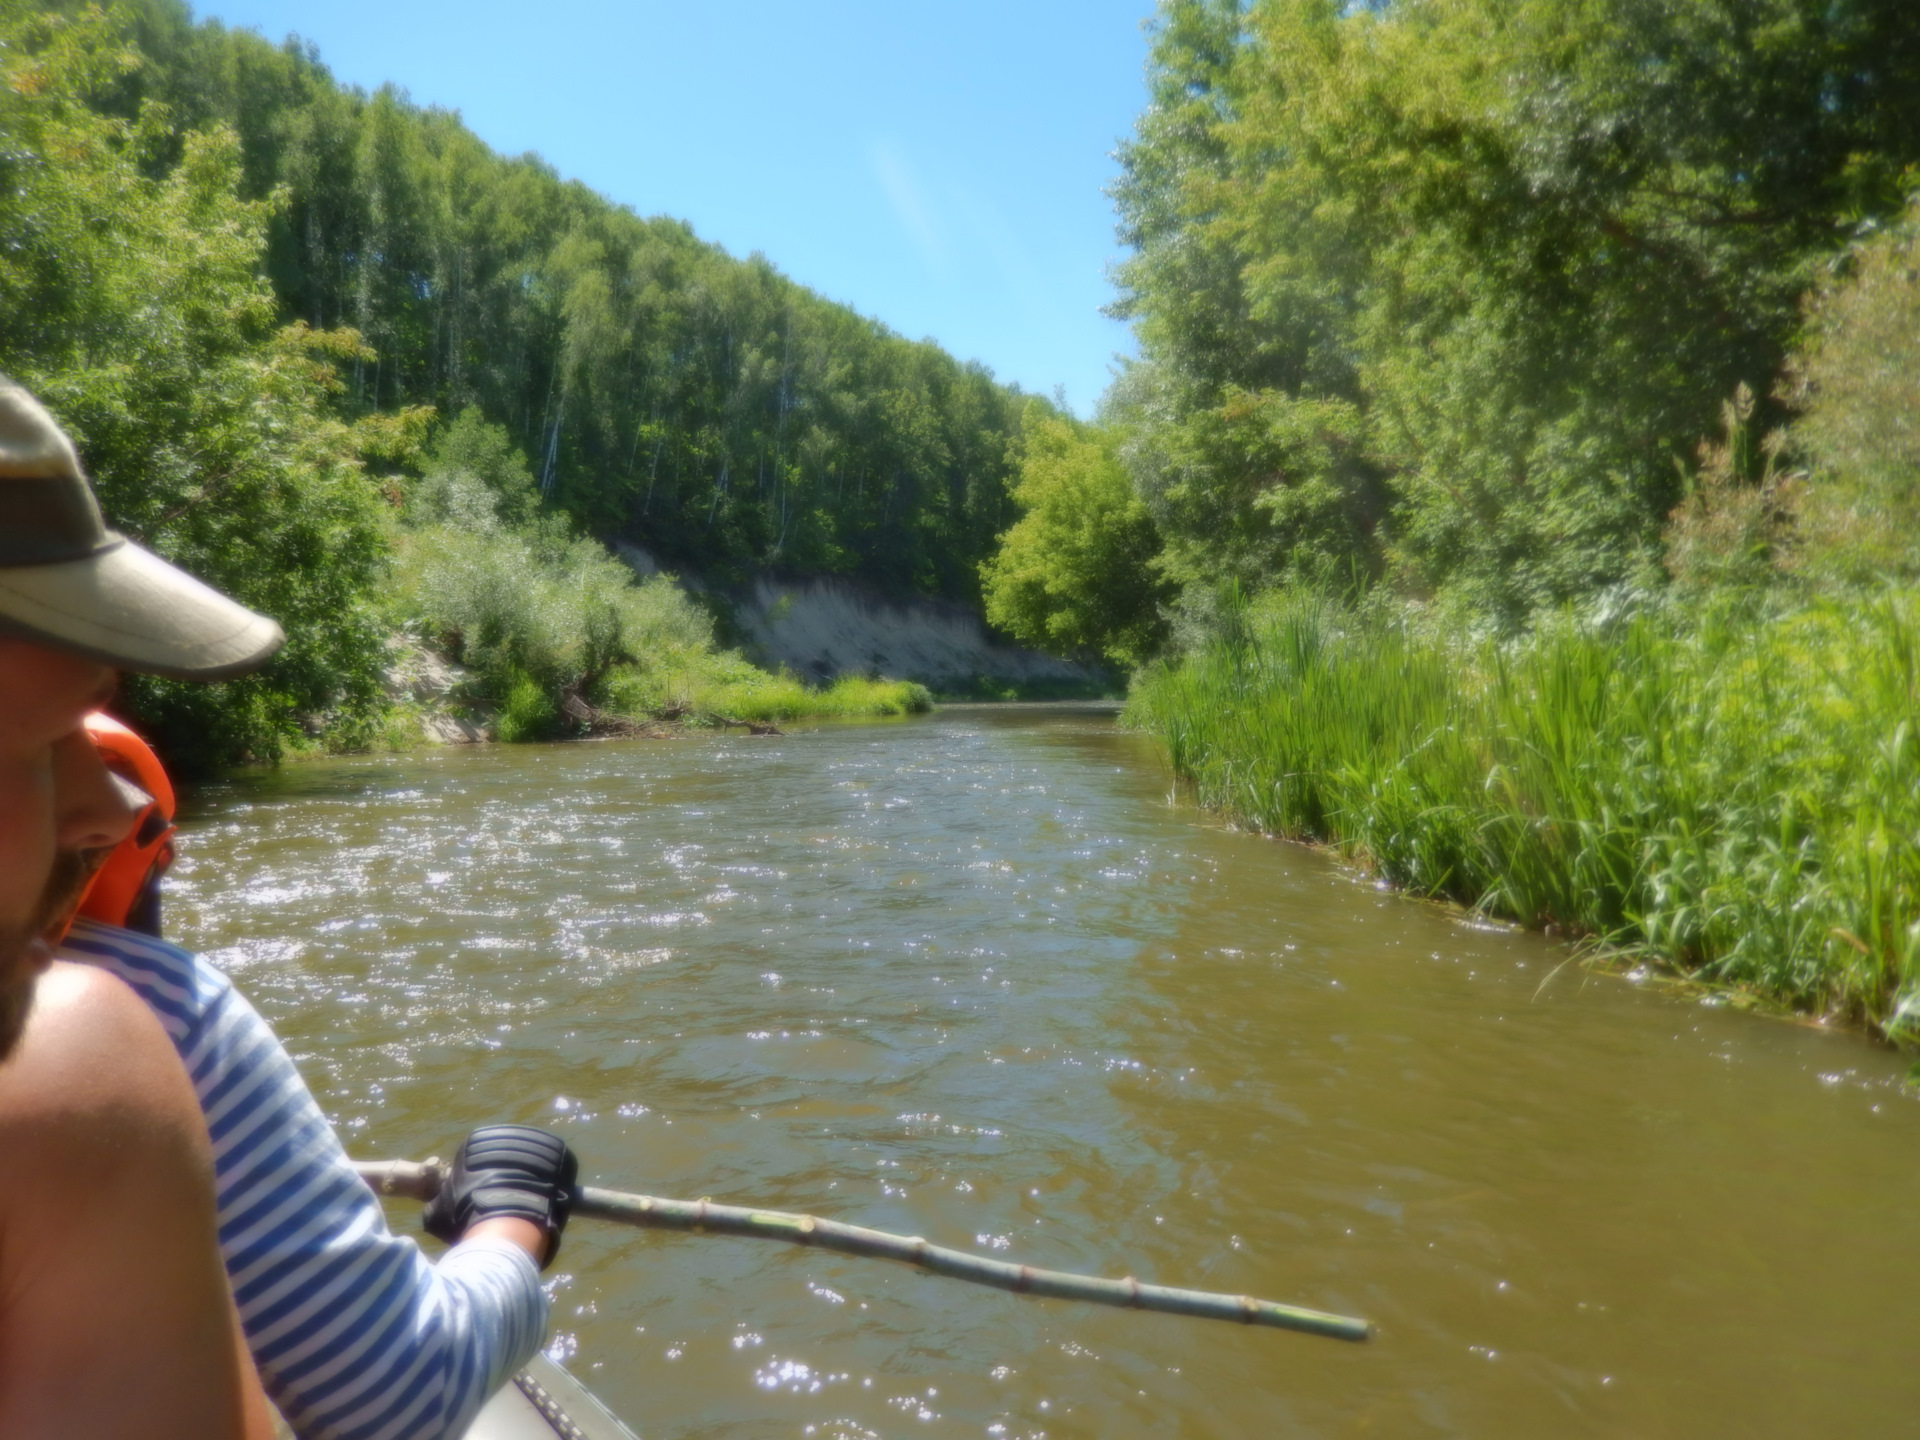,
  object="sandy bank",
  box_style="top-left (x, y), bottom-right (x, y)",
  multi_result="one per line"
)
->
top-left (615, 545), bottom-right (1103, 695)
